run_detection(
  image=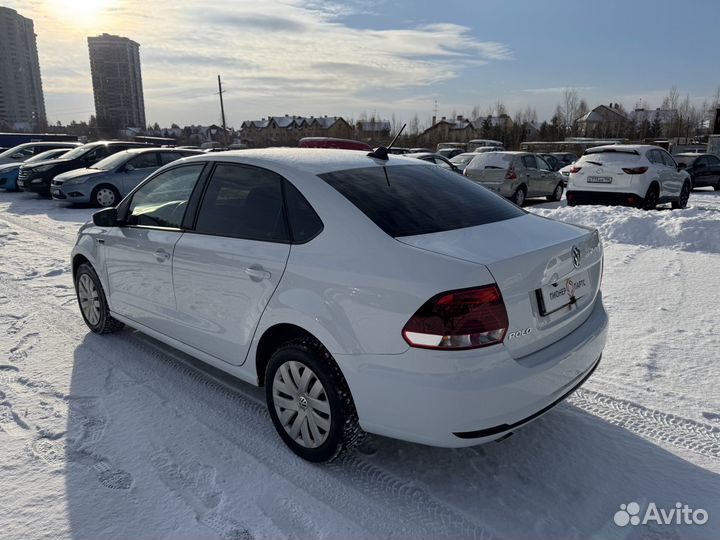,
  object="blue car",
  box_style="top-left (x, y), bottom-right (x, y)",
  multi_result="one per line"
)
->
top-left (51, 148), bottom-right (203, 207)
top-left (0, 148), bottom-right (73, 191)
